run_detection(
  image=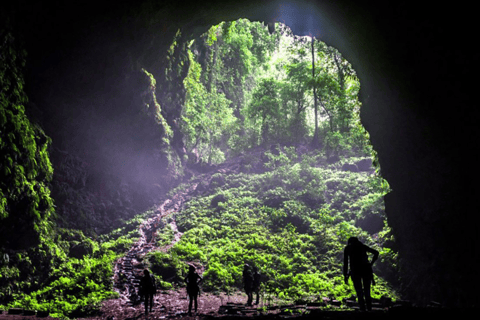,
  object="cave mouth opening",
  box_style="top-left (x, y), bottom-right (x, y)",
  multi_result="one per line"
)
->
top-left (178, 18), bottom-right (377, 165)
top-left (174, 16), bottom-right (393, 231)
top-left (157, 17), bottom-right (399, 300)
